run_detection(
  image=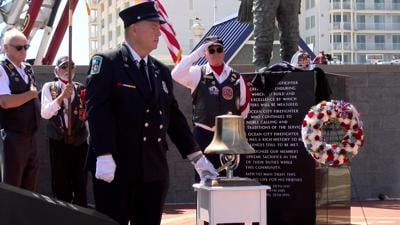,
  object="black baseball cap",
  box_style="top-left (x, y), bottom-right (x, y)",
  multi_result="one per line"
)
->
top-left (56, 56), bottom-right (74, 67)
top-left (204, 35), bottom-right (224, 47)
